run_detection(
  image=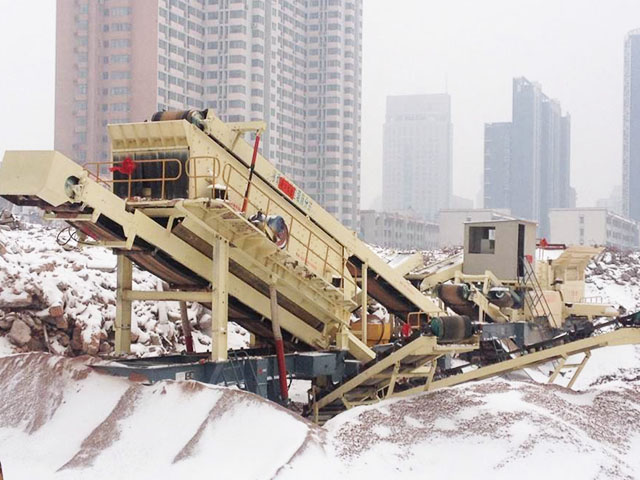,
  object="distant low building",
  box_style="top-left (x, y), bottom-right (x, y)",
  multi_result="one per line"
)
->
top-left (438, 208), bottom-right (515, 247)
top-left (549, 208), bottom-right (639, 250)
top-left (360, 210), bottom-right (439, 250)
top-left (595, 185), bottom-right (623, 216)
top-left (451, 195), bottom-right (474, 210)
